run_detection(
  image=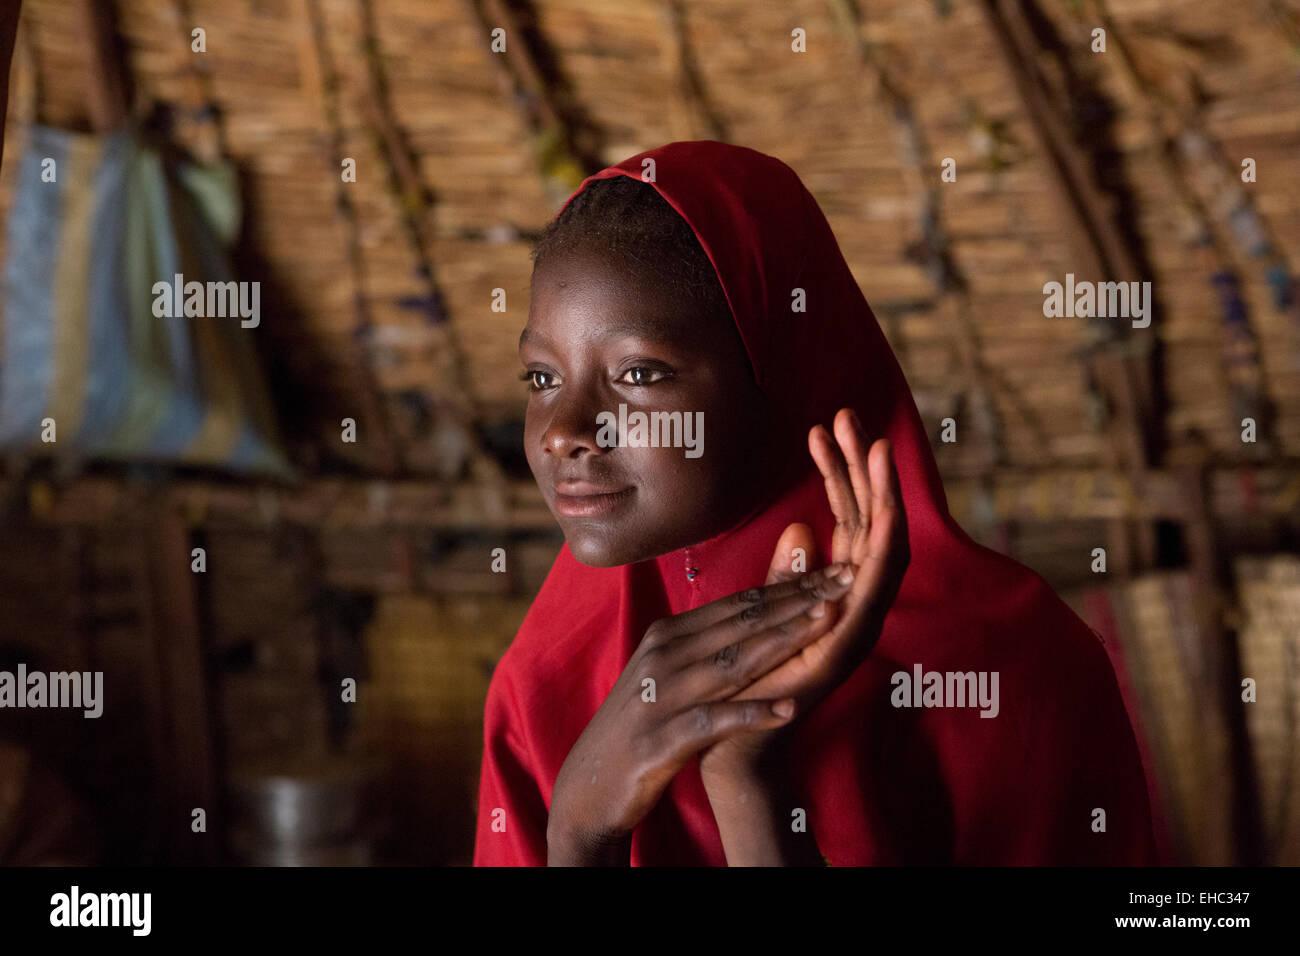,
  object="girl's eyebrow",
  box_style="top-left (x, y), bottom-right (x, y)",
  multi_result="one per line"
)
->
top-left (518, 320), bottom-right (677, 352)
